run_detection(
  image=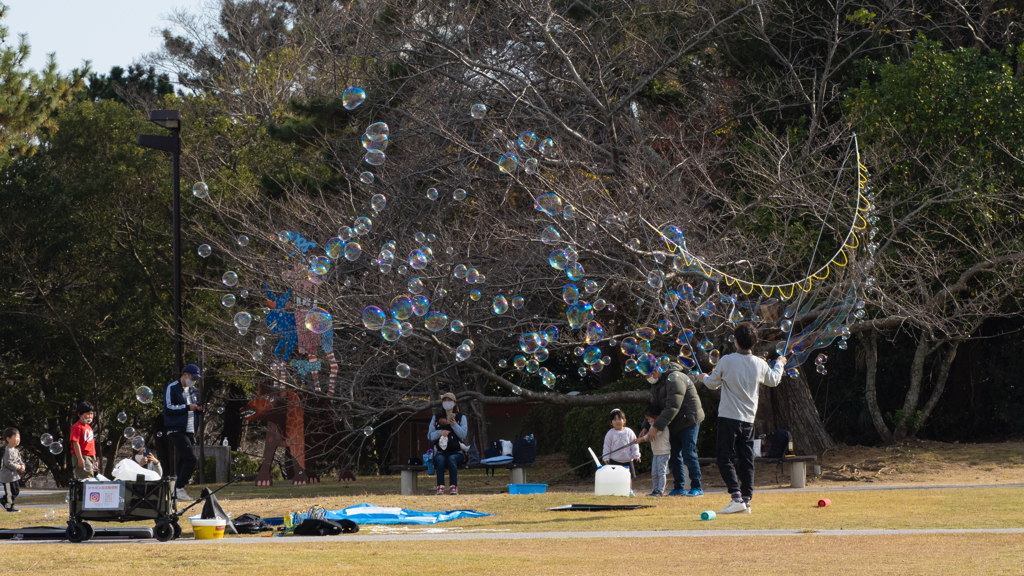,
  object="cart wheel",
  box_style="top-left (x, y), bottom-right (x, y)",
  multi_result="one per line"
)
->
top-left (82, 522), bottom-right (95, 541)
top-left (172, 521), bottom-right (182, 540)
top-left (154, 523), bottom-right (175, 542)
top-left (66, 523), bottom-right (87, 543)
